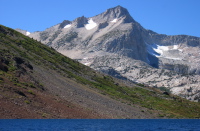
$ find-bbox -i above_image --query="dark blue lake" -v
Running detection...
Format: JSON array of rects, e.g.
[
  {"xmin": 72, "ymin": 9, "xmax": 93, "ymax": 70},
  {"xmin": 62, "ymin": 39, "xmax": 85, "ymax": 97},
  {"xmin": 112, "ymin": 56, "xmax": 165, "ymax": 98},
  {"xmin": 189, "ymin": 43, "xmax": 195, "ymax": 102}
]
[{"xmin": 0, "ymin": 119, "xmax": 200, "ymax": 131}]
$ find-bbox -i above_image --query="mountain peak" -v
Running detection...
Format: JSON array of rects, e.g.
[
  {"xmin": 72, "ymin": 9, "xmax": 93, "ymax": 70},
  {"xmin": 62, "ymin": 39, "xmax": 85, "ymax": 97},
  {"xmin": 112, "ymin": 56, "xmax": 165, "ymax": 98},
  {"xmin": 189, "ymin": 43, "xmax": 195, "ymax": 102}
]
[
  {"xmin": 59, "ymin": 20, "xmax": 71, "ymax": 29},
  {"xmin": 95, "ymin": 5, "xmax": 134, "ymax": 23},
  {"xmin": 106, "ymin": 5, "xmax": 129, "ymax": 17},
  {"xmin": 73, "ymin": 16, "xmax": 88, "ymax": 28}
]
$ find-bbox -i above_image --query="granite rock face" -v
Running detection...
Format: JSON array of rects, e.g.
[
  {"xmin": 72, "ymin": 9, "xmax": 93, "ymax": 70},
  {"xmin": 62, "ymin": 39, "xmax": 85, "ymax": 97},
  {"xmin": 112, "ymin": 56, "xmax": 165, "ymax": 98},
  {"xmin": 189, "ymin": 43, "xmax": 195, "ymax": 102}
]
[{"xmin": 17, "ymin": 6, "xmax": 200, "ymax": 101}]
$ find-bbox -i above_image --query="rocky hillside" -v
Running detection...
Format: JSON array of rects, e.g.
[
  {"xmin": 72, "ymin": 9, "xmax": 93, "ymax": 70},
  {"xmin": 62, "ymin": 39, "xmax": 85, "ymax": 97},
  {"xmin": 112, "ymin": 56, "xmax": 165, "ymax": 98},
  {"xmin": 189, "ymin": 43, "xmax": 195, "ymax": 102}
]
[
  {"xmin": 21, "ymin": 6, "xmax": 200, "ymax": 101},
  {"xmin": 3, "ymin": 24, "xmax": 200, "ymax": 118}
]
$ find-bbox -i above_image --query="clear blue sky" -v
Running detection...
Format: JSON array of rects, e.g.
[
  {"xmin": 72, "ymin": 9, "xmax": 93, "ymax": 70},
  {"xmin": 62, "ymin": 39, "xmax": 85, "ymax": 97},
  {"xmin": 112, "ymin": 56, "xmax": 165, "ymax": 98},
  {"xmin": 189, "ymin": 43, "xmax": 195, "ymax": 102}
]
[{"xmin": 1, "ymin": 0, "xmax": 200, "ymax": 37}]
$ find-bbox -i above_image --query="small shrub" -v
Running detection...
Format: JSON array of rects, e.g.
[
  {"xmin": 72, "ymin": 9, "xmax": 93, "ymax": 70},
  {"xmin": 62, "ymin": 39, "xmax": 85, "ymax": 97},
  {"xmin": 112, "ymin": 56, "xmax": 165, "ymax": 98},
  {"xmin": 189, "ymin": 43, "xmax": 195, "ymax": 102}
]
[
  {"xmin": 24, "ymin": 100, "xmax": 30, "ymax": 104},
  {"xmin": 29, "ymin": 83, "xmax": 36, "ymax": 88},
  {"xmin": 14, "ymin": 83, "xmax": 21, "ymax": 87},
  {"xmin": 28, "ymin": 90, "xmax": 35, "ymax": 95},
  {"xmin": 42, "ymin": 113, "xmax": 47, "ymax": 117},
  {"xmin": 8, "ymin": 65, "xmax": 17, "ymax": 71},
  {"xmin": 137, "ymin": 83, "xmax": 145, "ymax": 87},
  {"xmin": 158, "ymin": 114, "xmax": 165, "ymax": 117},
  {"xmin": 11, "ymin": 77, "xmax": 18, "ymax": 82},
  {"xmin": 22, "ymin": 86, "xmax": 27, "ymax": 89},
  {"xmin": 22, "ymin": 82, "xmax": 29, "ymax": 86},
  {"xmin": 0, "ymin": 77, "xmax": 4, "ymax": 83},
  {"xmin": 159, "ymin": 87, "xmax": 171, "ymax": 94},
  {"xmin": 39, "ymin": 83, "xmax": 44, "ymax": 87}
]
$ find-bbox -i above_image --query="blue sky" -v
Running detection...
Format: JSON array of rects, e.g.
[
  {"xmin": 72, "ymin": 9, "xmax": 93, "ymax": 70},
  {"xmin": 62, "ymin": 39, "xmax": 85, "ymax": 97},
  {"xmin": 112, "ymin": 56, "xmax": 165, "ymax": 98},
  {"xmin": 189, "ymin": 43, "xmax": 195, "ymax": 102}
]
[{"xmin": 1, "ymin": 0, "xmax": 200, "ymax": 37}]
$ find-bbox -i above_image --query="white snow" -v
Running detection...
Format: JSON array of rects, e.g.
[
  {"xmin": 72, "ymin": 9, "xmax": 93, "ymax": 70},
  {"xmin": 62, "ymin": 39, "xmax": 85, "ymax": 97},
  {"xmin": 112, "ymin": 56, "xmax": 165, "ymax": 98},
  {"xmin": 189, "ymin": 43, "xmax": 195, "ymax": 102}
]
[
  {"xmin": 147, "ymin": 44, "xmax": 159, "ymax": 57},
  {"xmin": 83, "ymin": 62, "xmax": 91, "ymax": 66},
  {"xmin": 26, "ymin": 31, "xmax": 31, "ymax": 36},
  {"xmin": 85, "ymin": 19, "xmax": 97, "ymax": 30},
  {"xmin": 164, "ymin": 57, "xmax": 182, "ymax": 60},
  {"xmin": 158, "ymin": 45, "xmax": 169, "ymax": 51},
  {"xmin": 179, "ymin": 49, "xmax": 183, "ymax": 52},
  {"xmin": 147, "ymin": 43, "xmax": 182, "ymax": 60},
  {"xmin": 173, "ymin": 45, "xmax": 178, "ymax": 49},
  {"xmin": 147, "ymin": 43, "xmax": 169, "ymax": 57},
  {"xmin": 116, "ymin": 67, "xmax": 123, "ymax": 71},
  {"xmin": 83, "ymin": 57, "xmax": 88, "ymax": 60},
  {"xmin": 110, "ymin": 18, "xmax": 118, "ymax": 23},
  {"xmin": 64, "ymin": 24, "xmax": 72, "ymax": 28},
  {"xmin": 153, "ymin": 45, "xmax": 169, "ymax": 55}
]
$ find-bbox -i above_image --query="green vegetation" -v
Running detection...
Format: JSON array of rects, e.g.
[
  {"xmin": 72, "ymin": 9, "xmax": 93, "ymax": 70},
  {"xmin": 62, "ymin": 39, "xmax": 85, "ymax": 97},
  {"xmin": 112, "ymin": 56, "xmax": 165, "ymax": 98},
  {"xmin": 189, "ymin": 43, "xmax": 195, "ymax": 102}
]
[
  {"xmin": 24, "ymin": 100, "xmax": 31, "ymax": 104},
  {"xmin": 42, "ymin": 113, "xmax": 47, "ymax": 117},
  {"xmin": 86, "ymin": 75, "xmax": 200, "ymax": 118},
  {"xmin": 159, "ymin": 87, "xmax": 171, "ymax": 94},
  {"xmin": 0, "ymin": 77, "xmax": 4, "ymax": 83},
  {"xmin": 28, "ymin": 90, "xmax": 35, "ymax": 95},
  {"xmin": 1, "ymin": 24, "xmax": 200, "ymax": 118}
]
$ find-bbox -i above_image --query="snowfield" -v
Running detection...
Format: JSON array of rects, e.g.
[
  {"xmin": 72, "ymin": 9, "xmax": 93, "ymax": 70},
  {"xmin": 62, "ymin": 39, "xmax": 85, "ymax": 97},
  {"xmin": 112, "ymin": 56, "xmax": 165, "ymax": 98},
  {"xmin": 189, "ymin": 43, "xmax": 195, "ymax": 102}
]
[
  {"xmin": 111, "ymin": 18, "xmax": 118, "ymax": 23},
  {"xmin": 26, "ymin": 31, "xmax": 31, "ymax": 36},
  {"xmin": 147, "ymin": 43, "xmax": 182, "ymax": 60},
  {"xmin": 85, "ymin": 19, "xmax": 97, "ymax": 30},
  {"xmin": 64, "ymin": 24, "xmax": 72, "ymax": 28}
]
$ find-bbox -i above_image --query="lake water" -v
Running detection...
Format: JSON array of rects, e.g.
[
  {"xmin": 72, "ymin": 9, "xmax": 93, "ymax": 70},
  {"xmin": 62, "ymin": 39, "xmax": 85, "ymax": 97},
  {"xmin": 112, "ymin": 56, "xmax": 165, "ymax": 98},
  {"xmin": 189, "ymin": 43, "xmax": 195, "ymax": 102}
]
[{"xmin": 0, "ymin": 119, "xmax": 200, "ymax": 131}]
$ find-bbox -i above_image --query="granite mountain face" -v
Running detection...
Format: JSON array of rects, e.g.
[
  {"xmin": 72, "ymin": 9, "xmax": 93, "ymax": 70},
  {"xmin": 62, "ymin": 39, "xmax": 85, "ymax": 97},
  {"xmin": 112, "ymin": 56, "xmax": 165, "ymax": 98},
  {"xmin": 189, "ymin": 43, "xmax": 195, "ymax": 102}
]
[{"xmin": 18, "ymin": 6, "xmax": 200, "ymax": 101}]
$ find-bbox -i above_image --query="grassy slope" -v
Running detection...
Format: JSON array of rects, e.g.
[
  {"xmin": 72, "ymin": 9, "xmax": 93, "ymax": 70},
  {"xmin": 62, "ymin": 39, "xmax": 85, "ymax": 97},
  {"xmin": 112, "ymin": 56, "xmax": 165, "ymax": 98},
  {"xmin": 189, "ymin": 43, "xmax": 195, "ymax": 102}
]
[{"xmin": 1, "ymin": 24, "xmax": 200, "ymax": 118}]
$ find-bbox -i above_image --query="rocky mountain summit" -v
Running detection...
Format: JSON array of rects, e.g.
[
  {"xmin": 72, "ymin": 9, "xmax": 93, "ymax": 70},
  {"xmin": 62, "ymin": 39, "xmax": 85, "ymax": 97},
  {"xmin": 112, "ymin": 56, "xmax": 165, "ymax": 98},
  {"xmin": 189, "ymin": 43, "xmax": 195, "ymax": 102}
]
[{"xmin": 17, "ymin": 6, "xmax": 200, "ymax": 101}]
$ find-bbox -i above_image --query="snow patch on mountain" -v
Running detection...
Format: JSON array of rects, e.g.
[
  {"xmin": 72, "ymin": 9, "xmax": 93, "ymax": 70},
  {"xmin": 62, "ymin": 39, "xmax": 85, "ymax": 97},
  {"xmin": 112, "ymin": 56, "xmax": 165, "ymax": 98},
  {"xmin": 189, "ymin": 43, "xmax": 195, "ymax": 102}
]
[
  {"xmin": 64, "ymin": 24, "xmax": 72, "ymax": 28},
  {"xmin": 26, "ymin": 31, "xmax": 31, "ymax": 36},
  {"xmin": 179, "ymin": 49, "xmax": 183, "ymax": 52},
  {"xmin": 147, "ymin": 43, "xmax": 182, "ymax": 60},
  {"xmin": 85, "ymin": 19, "xmax": 97, "ymax": 30},
  {"xmin": 173, "ymin": 45, "xmax": 178, "ymax": 49},
  {"xmin": 164, "ymin": 57, "xmax": 182, "ymax": 60},
  {"xmin": 153, "ymin": 45, "xmax": 169, "ymax": 56},
  {"xmin": 147, "ymin": 43, "xmax": 167, "ymax": 57},
  {"xmin": 83, "ymin": 62, "xmax": 91, "ymax": 66},
  {"xmin": 111, "ymin": 19, "xmax": 118, "ymax": 23}
]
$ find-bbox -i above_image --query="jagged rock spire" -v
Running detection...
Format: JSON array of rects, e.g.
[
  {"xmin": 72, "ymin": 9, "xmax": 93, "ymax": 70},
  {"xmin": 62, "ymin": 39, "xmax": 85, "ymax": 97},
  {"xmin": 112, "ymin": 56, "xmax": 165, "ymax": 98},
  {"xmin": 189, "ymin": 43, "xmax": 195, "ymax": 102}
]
[
  {"xmin": 73, "ymin": 16, "xmax": 88, "ymax": 28},
  {"xmin": 104, "ymin": 5, "xmax": 131, "ymax": 18},
  {"xmin": 93, "ymin": 5, "xmax": 135, "ymax": 23},
  {"xmin": 59, "ymin": 20, "xmax": 71, "ymax": 29}
]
